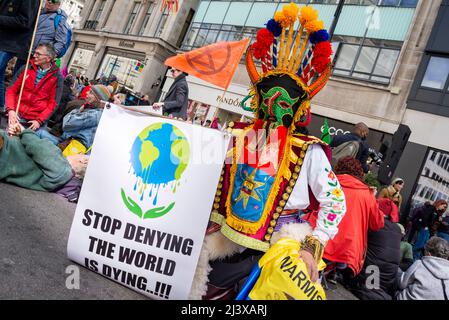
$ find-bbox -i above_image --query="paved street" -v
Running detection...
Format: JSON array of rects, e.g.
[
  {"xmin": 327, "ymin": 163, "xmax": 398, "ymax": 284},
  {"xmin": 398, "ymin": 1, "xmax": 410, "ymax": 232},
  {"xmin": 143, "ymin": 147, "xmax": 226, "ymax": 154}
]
[
  {"xmin": 0, "ymin": 181, "xmax": 357, "ymax": 300},
  {"xmin": 0, "ymin": 182, "xmax": 146, "ymax": 300}
]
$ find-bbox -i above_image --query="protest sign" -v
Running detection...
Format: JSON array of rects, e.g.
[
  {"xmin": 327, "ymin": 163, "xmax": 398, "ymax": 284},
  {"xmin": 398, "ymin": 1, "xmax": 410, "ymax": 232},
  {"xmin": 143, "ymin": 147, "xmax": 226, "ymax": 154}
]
[{"xmin": 67, "ymin": 104, "xmax": 230, "ymax": 299}]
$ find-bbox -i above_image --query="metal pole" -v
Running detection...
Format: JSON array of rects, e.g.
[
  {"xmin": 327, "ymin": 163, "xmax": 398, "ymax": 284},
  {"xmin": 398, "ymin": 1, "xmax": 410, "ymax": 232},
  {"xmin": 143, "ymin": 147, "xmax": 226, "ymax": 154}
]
[
  {"xmin": 329, "ymin": 0, "xmax": 346, "ymax": 41},
  {"xmin": 15, "ymin": 0, "xmax": 44, "ymax": 114}
]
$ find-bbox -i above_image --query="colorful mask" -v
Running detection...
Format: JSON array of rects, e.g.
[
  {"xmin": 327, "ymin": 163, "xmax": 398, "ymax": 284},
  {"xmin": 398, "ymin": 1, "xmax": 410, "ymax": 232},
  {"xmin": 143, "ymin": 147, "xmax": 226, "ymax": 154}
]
[{"xmin": 243, "ymin": 4, "xmax": 334, "ymax": 131}]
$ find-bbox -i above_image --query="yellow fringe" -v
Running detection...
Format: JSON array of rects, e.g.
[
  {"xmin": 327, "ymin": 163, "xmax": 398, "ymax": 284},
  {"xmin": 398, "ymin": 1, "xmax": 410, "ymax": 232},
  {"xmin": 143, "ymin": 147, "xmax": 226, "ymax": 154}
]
[
  {"xmin": 254, "ymin": 69, "xmax": 310, "ymax": 94},
  {"xmin": 283, "ymin": 24, "xmax": 295, "ymax": 69},
  {"xmin": 278, "ymin": 28, "xmax": 287, "ymax": 69},
  {"xmin": 293, "ymin": 34, "xmax": 310, "ymax": 72},
  {"xmin": 293, "ymin": 99, "xmax": 310, "ymax": 124},
  {"xmin": 288, "ymin": 25, "xmax": 304, "ymax": 72}
]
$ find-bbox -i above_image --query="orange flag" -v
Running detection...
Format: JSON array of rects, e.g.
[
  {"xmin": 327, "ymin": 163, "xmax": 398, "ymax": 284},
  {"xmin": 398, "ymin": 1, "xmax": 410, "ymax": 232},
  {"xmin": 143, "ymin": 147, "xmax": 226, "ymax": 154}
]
[{"xmin": 165, "ymin": 39, "xmax": 250, "ymax": 90}]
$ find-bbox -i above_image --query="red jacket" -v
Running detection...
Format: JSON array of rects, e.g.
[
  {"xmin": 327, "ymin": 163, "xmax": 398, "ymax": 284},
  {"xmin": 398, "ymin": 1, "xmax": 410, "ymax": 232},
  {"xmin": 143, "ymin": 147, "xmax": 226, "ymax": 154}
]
[
  {"xmin": 6, "ymin": 60, "xmax": 62, "ymax": 124},
  {"xmin": 306, "ymin": 174, "xmax": 384, "ymax": 275}
]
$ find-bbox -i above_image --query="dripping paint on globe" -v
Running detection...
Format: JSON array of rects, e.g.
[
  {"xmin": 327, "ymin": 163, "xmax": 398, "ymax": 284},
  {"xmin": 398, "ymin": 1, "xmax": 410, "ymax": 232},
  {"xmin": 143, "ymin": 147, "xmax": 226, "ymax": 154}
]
[{"xmin": 121, "ymin": 122, "xmax": 190, "ymax": 219}]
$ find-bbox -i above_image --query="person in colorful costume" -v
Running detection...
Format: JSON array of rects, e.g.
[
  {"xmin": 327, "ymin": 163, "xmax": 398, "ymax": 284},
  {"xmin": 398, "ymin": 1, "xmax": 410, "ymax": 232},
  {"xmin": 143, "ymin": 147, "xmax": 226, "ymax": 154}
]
[{"xmin": 189, "ymin": 4, "xmax": 347, "ymax": 300}]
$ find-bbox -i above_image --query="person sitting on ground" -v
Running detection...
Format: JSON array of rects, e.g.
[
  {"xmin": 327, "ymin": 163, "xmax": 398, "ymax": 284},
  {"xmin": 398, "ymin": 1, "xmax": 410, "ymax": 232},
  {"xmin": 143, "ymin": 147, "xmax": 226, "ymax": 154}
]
[
  {"xmin": 0, "ymin": 122, "xmax": 87, "ymax": 192},
  {"xmin": 378, "ymin": 177, "xmax": 404, "ymax": 210},
  {"xmin": 48, "ymin": 74, "xmax": 76, "ymax": 127},
  {"xmin": 6, "ymin": 43, "xmax": 63, "ymax": 131},
  {"xmin": 350, "ymin": 198, "xmax": 402, "ymax": 300},
  {"xmin": 397, "ymin": 223, "xmax": 414, "ymax": 272},
  {"xmin": 305, "ymin": 156, "xmax": 384, "ymax": 281},
  {"xmin": 396, "ymin": 236, "xmax": 449, "ymax": 300},
  {"xmin": 330, "ymin": 122, "xmax": 370, "ymax": 173},
  {"xmin": 37, "ymin": 84, "xmax": 113, "ymax": 150}
]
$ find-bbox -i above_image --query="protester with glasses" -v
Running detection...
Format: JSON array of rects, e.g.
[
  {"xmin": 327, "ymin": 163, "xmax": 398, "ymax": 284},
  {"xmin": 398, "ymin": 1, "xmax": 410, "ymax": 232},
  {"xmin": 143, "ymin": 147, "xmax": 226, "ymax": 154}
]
[
  {"xmin": 152, "ymin": 68, "xmax": 189, "ymax": 120},
  {"xmin": 5, "ymin": 43, "xmax": 63, "ymax": 132}
]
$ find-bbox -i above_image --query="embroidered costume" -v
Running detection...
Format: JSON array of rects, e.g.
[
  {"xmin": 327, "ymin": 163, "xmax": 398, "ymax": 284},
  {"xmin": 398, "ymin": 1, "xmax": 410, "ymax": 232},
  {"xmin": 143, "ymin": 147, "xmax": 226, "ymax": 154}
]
[{"xmin": 189, "ymin": 3, "xmax": 347, "ymax": 300}]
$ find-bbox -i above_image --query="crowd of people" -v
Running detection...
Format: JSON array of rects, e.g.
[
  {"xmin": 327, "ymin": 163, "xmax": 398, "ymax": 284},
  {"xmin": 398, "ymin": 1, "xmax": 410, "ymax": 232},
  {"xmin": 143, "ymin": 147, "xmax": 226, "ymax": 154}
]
[
  {"xmin": 0, "ymin": 0, "xmax": 448, "ymax": 302},
  {"xmin": 319, "ymin": 124, "xmax": 449, "ymax": 300}
]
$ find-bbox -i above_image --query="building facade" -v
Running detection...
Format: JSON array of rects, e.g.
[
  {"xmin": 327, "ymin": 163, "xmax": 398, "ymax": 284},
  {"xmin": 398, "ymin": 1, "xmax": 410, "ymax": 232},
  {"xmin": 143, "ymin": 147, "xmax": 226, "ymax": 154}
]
[
  {"xmin": 61, "ymin": 0, "xmax": 85, "ymax": 28},
  {"xmin": 164, "ymin": 0, "xmax": 448, "ymax": 215},
  {"xmin": 64, "ymin": 0, "xmax": 199, "ymax": 100},
  {"xmin": 404, "ymin": 0, "xmax": 449, "ymax": 212}
]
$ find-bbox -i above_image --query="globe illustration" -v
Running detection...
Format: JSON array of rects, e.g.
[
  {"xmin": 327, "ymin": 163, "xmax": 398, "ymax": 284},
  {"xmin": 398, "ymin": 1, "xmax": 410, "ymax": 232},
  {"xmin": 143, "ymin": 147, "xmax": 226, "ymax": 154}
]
[{"xmin": 129, "ymin": 122, "xmax": 190, "ymax": 205}]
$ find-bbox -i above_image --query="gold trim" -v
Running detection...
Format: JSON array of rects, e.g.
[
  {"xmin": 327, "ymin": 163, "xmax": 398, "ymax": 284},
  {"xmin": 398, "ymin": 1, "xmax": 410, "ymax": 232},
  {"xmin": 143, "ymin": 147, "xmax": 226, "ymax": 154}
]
[
  {"xmin": 225, "ymin": 127, "xmax": 294, "ymax": 235},
  {"xmin": 211, "ymin": 212, "xmax": 270, "ymax": 252}
]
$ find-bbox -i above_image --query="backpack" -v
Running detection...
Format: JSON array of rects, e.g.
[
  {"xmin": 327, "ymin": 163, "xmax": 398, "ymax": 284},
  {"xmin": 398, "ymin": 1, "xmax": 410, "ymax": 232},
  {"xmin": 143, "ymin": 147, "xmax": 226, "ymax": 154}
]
[
  {"xmin": 331, "ymin": 140, "xmax": 360, "ymax": 167},
  {"xmin": 54, "ymin": 11, "xmax": 72, "ymax": 58}
]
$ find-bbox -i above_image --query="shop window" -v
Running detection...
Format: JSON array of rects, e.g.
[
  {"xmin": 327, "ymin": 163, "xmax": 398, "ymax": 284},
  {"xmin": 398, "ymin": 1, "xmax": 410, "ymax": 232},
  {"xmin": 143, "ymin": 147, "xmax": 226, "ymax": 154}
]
[
  {"xmin": 421, "ymin": 56, "xmax": 449, "ymax": 91},
  {"xmin": 97, "ymin": 53, "xmax": 145, "ymax": 90},
  {"xmin": 68, "ymin": 47, "xmax": 94, "ymax": 76}
]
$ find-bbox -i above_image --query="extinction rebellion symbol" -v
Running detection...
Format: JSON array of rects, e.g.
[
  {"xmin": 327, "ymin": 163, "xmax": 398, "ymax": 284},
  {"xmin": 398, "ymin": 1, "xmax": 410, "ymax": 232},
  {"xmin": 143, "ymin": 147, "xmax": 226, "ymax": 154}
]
[{"xmin": 185, "ymin": 43, "xmax": 232, "ymax": 76}]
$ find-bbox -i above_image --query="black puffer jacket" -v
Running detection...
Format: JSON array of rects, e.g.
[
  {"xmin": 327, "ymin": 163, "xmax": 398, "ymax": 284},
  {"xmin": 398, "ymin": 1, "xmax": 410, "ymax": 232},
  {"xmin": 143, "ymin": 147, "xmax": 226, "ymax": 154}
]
[
  {"xmin": 351, "ymin": 220, "xmax": 402, "ymax": 300},
  {"xmin": 0, "ymin": 0, "xmax": 40, "ymax": 59}
]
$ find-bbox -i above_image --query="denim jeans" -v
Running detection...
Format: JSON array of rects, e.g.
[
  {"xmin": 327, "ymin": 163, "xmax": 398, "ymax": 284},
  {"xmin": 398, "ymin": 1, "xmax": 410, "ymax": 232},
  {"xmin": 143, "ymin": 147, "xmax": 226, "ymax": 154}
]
[
  {"xmin": 0, "ymin": 50, "xmax": 14, "ymax": 112},
  {"xmin": 35, "ymin": 127, "xmax": 64, "ymax": 145}
]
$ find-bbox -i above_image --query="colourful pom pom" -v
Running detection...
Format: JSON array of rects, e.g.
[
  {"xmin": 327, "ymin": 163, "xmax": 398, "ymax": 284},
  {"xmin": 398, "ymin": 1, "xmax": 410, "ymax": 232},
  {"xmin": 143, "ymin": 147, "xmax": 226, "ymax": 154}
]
[
  {"xmin": 310, "ymin": 30, "xmax": 330, "ymax": 44},
  {"xmin": 312, "ymin": 55, "xmax": 331, "ymax": 73},
  {"xmin": 274, "ymin": 10, "xmax": 290, "ymax": 28},
  {"xmin": 251, "ymin": 43, "xmax": 269, "ymax": 60},
  {"xmin": 282, "ymin": 2, "xmax": 299, "ymax": 25},
  {"xmin": 305, "ymin": 20, "xmax": 324, "ymax": 34},
  {"xmin": 256, "ymin": 28, "xmax": 274, "ymax": 48},
  {"xmin": 313, "ymin": 41, "xmax": 333, "ymax": 58},
  {"xmin": 300, "ymin": 6, "xmax": 318, "ymax": 26},
  {"xmin": 266, "ymin": 19, "xmax": 282, "ymax": 37},
  {"xmin": 274, "ymin": 11, "xmax": 285, "ymax": 23}
]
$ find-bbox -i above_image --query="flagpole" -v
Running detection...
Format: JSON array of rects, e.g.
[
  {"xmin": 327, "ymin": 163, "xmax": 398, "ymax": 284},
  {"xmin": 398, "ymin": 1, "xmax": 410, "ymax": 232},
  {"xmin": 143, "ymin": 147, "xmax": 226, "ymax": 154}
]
[
  {"xmin": 214, "ymin": 88, "xmax": 229, "ymax": 126},
  {"xmin": 15, "ymin": 0, "xmax": 44, "ymax": 114}
]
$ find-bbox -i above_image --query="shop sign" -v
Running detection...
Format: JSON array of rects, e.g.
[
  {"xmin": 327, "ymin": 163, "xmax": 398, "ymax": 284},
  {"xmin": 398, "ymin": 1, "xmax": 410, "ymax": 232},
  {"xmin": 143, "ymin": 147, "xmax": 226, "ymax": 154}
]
[
  {"xmin": 119, "ymin": 40, "xmax": 136, "ymax": 49},
  {"xmin": 216, "ymin": 95, "xmax": 241, "ymax": 108}
]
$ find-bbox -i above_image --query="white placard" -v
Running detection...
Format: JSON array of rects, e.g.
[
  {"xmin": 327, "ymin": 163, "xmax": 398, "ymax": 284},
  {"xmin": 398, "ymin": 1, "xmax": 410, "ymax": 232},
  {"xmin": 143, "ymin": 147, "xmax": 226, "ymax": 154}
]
[{"xmin": 67, "ymin": 104, "xmax": 230, "ymax": 300}]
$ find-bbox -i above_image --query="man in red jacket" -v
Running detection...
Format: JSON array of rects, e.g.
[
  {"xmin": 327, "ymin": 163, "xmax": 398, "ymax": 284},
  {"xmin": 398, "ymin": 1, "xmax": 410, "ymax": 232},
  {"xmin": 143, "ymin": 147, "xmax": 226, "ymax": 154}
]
[{"xmin": 6, "ymin": 43, "xmax": 63, "ymax": 131}]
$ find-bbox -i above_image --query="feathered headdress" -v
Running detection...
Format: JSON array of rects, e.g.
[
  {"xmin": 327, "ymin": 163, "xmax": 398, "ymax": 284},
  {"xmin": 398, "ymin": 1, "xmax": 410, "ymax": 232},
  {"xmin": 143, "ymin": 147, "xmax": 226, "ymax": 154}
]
[{"xmin": 244, "ymin": 3, "xmax": 333, "ymax": 126}]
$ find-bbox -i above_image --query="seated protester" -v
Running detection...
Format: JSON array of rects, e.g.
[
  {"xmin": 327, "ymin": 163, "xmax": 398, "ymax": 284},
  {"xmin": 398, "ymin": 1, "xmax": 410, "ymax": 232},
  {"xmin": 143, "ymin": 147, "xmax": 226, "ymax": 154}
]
[
  {"xmin": 48, "ymin": 74, "xmax": 76, "ymax": 127},
  {"xmin": 305, "ymin": 157, "xmax": 384, "ymax": 278},
  {"xmin": 6, "ymin": 43, "xmax": 63, "ymax": 131},
  {"xmin": 37, "ymin": 84, "xmax": 113, "ymax": 149},
  {"xmin": 397, "ymin": 223, "xmax": 414, "ymax": 272},
  {"xmin": 0, "ymin": 123, "xmax": 87, "ymax": 192},
  {"xmin": 350, "ymin": 198, "xmax": 402, "ymax": 300},
  {"xmin": 396, "ymin": 237, "xmax": 449, "ymax": 300}
]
